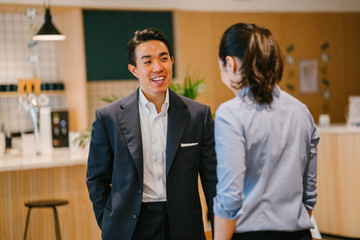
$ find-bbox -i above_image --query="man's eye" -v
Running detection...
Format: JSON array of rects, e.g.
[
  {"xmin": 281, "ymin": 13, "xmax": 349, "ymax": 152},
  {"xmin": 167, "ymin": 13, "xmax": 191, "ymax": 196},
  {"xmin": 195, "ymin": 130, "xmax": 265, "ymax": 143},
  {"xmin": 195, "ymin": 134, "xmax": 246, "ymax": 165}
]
[
  {"xmin": 161, "ymin": 57, "xmax": 169, "ymax": 61},
  {"xmin": 143, "ymin": 60, "xmax": 151, "ymax": 64}
]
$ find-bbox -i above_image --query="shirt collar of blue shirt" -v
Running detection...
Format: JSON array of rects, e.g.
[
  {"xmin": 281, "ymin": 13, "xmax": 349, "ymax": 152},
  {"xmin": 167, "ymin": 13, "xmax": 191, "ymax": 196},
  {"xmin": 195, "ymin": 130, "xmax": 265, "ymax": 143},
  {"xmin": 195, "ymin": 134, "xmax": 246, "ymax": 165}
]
[{"xmin": 237, "ymin": 84, "xmax": 281, "ymax": 99}]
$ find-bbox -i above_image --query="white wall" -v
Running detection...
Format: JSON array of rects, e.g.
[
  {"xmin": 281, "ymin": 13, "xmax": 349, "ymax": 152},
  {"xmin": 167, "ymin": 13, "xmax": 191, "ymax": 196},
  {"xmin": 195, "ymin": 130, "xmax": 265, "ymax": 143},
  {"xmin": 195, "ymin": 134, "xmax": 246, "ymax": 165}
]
[{"xmin": 0, "ymin": 0, "xmax": 360, "ymax": 12}]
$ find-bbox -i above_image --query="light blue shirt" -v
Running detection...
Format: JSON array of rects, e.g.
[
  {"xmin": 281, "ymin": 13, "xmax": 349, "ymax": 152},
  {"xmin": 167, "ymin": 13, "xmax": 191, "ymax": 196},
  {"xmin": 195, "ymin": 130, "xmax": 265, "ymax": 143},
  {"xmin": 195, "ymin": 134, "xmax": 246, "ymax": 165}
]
[{"xmin": 213, "ymin": 85, "xmax": 319, "ymax": 232}]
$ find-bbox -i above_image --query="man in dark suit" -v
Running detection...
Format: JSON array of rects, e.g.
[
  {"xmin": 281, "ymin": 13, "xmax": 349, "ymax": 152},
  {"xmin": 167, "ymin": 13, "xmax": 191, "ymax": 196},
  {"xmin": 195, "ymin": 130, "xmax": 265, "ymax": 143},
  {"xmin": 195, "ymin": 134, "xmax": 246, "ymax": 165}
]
[{"xmin": 86, "ymin": 27, "xmax": 217, "ymax": 240}]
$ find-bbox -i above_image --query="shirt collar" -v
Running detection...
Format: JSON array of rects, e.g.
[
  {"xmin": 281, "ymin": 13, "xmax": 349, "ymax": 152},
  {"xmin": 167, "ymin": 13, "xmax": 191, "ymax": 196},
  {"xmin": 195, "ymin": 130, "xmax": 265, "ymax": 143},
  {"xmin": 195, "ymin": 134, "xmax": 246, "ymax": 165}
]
[
  {"xmin": 139, "ymin": 88, "xmax": 169, "ymax": 116},
  {"xmin": 238, "ymin": 86, "xmax": 250, "ymax": 97},
  {"xmin": 237, "ymin": 84, "xmax": 280, "ymax": 98}
]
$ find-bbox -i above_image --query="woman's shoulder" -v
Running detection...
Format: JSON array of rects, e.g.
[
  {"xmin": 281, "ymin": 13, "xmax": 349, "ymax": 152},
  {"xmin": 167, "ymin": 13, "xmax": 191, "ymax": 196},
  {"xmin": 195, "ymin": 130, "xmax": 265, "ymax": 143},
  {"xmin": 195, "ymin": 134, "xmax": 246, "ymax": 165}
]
[
  {"xmin": 217, "ymin": 96, "xmax": 241, "ymax": 111},
  {"xmin": 215, "ymin": 96, "xmax": 248, "ymax": 122},
  {"xmin": 278, "ymin": 89, "xmax": 315, "ymax": 122},
  {"xmin": 278, "ymin": 89, "xmax": 308, "ymax": 109}
]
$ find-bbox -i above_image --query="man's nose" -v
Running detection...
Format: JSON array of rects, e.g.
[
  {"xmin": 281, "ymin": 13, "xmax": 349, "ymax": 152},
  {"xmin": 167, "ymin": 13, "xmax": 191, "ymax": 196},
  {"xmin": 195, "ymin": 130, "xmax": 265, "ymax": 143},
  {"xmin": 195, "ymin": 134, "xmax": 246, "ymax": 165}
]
[{"xmin": 153, "ymin": 61, "xmax": 164, "ymax": 72}]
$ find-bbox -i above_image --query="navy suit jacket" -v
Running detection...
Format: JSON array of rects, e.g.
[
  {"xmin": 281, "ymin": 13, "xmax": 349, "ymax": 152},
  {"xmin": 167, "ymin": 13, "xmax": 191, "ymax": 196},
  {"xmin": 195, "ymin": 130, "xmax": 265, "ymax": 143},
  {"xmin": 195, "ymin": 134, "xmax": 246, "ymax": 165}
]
[{"xmin": 86, "ymin": 89, "xmax": 217, "ymax": 240}]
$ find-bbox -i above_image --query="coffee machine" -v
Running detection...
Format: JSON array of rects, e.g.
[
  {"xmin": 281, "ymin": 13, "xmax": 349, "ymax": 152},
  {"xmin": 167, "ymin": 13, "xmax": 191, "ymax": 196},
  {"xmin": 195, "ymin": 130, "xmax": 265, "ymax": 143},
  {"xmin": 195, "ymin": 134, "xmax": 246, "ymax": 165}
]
[{"xmin": 50, "ymin": 110, "xmax": 69, "ymax": 148}]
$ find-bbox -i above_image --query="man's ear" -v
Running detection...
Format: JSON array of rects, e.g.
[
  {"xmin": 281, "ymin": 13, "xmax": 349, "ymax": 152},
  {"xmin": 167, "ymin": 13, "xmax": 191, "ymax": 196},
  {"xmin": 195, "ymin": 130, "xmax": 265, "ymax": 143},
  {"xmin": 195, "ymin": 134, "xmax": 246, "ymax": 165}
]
[{"xmin": 128, "ymin": 64, "xmax": 138, "ymax": 79}]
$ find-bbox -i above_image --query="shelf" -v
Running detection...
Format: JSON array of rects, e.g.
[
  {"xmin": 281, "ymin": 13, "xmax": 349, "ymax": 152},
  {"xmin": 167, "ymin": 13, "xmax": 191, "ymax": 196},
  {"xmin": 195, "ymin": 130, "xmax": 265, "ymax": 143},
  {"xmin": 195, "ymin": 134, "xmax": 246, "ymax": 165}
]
[{"xmin": 0, "ymin": 90, "xmax": 65, "ymax": 98}]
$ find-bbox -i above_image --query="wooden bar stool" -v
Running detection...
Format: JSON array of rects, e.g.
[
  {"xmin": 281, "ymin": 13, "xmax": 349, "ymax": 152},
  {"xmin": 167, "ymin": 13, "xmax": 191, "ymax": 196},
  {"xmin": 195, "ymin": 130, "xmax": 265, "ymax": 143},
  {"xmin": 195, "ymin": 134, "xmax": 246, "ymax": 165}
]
[{"xmin": 23, "ymin": 199, "xmax": 68, "ymax": 240}]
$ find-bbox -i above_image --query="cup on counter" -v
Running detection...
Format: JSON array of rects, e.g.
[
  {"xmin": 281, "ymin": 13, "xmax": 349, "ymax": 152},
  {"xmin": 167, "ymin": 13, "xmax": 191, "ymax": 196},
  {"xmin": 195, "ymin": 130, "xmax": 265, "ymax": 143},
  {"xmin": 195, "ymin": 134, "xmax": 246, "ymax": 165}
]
[
  {"xmin": 40, "ymin": 107, "xmax": 53, "ymax": 154},
  {"xmin": 54, "ymin": 82, "xmax": 64, "ymax": 90},
  {"xmin": 319, "ymin": 114, "xmax": 330, "ymax": 126},
  {"xmin": 40, "ymin": 82, "xmax": 65, "ymax": 91},
  {"xmin": 0, "ymin": 84, "xmax": 17, "ymax": 92},
  {"xmin": 41, "ymin": 83, "xmax": 47, "ymax": 91},
  {"xmin": 21, "ymin": 133, "xmax": 37, "ymax": 157}
]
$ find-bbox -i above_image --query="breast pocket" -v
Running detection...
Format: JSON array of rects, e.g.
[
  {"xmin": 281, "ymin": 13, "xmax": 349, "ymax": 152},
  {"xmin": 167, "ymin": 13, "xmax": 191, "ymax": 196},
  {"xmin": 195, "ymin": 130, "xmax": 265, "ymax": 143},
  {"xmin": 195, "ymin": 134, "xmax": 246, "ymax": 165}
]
[
  {"xmin": 174, "ymin": 142, "xmax": 201, "ymax": 170},
  {"xmin": 179, "ymin": 144, "xmax": 200, "ymax": 153}
]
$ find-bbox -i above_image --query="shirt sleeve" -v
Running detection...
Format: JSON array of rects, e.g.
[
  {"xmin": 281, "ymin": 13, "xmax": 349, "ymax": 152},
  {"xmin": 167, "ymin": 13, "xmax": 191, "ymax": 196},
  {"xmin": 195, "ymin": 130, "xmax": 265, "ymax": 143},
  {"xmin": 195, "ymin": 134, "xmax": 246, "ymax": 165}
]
[
  {"xmin": 302, "ymin": 123, "xmax": 320, "ymax": 210},
  {"xmin": 213, "ymin": 105, "xmax": 246, "ymax": 220}
]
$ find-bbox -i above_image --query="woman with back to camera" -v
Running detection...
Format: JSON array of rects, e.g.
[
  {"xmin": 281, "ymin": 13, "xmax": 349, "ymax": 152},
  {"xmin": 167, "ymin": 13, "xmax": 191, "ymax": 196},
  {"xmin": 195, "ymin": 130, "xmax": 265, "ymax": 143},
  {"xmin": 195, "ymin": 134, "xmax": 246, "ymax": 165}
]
[{"xmin": 213, "ymin": 23, "xmax": 319, "ymax": 240}]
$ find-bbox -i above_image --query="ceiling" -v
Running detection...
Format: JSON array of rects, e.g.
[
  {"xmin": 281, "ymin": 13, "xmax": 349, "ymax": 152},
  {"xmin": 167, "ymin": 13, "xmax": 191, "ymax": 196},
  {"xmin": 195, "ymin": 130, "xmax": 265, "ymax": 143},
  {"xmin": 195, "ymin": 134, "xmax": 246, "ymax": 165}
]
[{"xmin": 0, "ymin": 0, "xmax": 360, "ymax": 12}]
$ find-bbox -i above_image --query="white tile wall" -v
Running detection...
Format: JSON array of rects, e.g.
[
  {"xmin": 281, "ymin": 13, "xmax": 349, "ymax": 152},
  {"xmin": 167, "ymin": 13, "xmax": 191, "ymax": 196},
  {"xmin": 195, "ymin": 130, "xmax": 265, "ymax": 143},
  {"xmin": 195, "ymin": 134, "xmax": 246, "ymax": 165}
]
[
  {"xmin": 0, "ymin": 11, "xmax": 141, "ymax": 132},
  {"xmin": 87, "ymin": 80, "xmax": 139, "ymax": 124},
  {"xmin": 0, "ymin": 10, "xmax": 65, "ymax": 133}
]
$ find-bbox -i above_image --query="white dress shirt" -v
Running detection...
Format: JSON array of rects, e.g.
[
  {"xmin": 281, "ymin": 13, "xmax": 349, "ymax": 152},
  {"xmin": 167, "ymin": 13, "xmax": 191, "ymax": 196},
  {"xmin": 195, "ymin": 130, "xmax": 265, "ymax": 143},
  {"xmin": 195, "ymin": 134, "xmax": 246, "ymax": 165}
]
[{"xmin": 138, "ymin": 88, "xmax": 169, "ymax": 202}]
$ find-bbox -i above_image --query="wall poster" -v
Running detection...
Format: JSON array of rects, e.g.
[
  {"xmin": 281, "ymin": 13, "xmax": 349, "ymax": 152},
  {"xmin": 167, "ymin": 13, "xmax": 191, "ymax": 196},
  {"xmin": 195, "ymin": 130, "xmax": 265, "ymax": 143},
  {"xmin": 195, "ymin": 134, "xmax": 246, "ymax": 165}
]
[{"xmin": 299, "ymin": 59, "xmax": 318, "ymax": 94}]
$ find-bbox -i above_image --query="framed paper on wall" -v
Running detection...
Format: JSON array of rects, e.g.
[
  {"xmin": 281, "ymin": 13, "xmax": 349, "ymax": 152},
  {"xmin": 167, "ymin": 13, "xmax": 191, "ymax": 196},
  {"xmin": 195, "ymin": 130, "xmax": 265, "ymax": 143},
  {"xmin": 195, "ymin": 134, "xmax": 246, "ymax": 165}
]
[
  {"xmin": 299, "ymin": 59, "xmax": 318, "ymax": 94},
  {"xmin": 347, "ymin": 96, "xmax": 360, "ymax": 127}
]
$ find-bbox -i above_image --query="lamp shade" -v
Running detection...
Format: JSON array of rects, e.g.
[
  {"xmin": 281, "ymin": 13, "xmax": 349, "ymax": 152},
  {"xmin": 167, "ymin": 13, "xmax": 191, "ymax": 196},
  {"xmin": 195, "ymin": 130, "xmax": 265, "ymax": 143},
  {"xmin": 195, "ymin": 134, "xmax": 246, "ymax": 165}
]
[{"xmin": 32, "ymin": 8, "xmax": 66, "ymax": 41}]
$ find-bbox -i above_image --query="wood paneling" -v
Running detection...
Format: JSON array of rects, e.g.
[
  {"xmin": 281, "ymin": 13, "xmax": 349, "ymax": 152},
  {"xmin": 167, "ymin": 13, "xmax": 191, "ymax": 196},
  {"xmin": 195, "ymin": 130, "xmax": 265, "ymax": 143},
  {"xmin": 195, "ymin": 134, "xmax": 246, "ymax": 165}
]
[
  {"xmin": 344, "ymin": 14, "xmax": 360, "ymax": 97},
  {"xmin": 56, "ymin": 8, "xmax": 88, "ymax": 132},
  {"xmin": 176, "ymin": 12, "xmax": 360, "ymax": 123},
  {"xmin": 0, "ymin": 165, "xmax": 101, "ymax": 240},
  {"xmin": 315, "ymin": 131, "xmax": 360, "ymax": 237},
  {"xmin": 176, "ymin": 11, "xmax": 222, "ymax": 110}
]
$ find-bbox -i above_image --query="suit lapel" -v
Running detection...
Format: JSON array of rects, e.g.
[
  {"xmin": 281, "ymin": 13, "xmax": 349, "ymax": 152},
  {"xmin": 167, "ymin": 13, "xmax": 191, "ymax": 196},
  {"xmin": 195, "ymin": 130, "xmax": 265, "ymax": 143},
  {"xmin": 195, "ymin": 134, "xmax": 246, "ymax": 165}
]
[
  {"xmin": 116, "ymin": 90, "xmax": 143, "ymax": 181},
  {"xmin": 166, "ymin": 90, "xmax": 189, "ymax": 175}
]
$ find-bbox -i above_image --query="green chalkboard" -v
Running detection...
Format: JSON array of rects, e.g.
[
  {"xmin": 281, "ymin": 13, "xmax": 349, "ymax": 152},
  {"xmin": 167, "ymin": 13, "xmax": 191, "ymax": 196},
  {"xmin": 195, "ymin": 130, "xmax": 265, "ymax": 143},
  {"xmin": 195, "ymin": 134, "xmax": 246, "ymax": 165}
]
[{"xmin": 83, "ymin": 10, "xmax": 174, "ymax": 81}]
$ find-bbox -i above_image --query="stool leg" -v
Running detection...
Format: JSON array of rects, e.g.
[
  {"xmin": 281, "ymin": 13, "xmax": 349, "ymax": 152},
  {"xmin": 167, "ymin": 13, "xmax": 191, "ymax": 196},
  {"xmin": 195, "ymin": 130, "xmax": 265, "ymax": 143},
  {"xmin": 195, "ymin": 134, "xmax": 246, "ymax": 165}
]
[
  {"xmin": 52, "ymin": 206, "xmax": 62, "ymax": 240},
  {"xmin": 23, "ymin": 207, "xmax": 31, "ymax": 240}
]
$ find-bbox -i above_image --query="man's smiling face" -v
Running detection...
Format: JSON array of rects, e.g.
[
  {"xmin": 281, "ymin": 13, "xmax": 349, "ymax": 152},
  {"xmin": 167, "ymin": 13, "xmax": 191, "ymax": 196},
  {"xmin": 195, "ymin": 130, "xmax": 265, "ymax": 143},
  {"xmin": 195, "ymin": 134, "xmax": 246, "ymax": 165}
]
[{"xmin": 128, "ymin": 40, "xmax": 174, "ymax": 101}]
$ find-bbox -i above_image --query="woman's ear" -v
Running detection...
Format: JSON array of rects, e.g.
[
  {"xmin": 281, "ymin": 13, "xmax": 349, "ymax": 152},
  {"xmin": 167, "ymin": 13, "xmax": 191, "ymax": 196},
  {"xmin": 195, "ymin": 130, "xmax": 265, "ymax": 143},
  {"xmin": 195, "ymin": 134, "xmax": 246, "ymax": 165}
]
[
  {"xmin": 225, "ymin": 56, "xmax": 237, "ymax": 74},
  {"xmin": 227, "ymin": 56, "xmax": 242, "ymax": 75}
]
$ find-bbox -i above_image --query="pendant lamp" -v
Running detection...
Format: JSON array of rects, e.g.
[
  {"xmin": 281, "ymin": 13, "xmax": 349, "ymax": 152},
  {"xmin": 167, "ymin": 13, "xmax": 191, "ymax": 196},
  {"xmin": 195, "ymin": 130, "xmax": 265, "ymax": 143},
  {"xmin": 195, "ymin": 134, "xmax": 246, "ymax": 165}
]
[{"xmin": 33, "ymin": 6, "xmax": 66, "ymax": 41}]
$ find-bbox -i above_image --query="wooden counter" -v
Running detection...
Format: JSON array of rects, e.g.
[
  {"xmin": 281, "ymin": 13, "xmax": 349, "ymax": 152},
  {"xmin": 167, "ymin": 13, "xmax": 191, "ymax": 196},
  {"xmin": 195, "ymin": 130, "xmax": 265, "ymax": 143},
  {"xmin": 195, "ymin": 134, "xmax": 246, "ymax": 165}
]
[
  {"xmin": 5, "ymin": 124, "xmax": 357, "ymax": 239},
  {"xmin": 0, "ymin": 148, "xmax": 211, "ymax": 239},
  {"xmin": 314, "ymin": 125, "xmax": 360, "ymax": 238},
  {"xmin": 0, "ymin": 149, "xmax": 87, "ymax": 172},
  {"xmin": 0, "ymin": 149, "xmax": 101, "ymax": 240}
]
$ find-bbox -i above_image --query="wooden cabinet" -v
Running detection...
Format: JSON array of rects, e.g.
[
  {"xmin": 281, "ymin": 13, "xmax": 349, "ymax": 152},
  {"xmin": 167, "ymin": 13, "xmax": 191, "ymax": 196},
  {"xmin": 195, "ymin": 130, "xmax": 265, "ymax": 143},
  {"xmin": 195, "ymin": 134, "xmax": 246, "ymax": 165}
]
[
  {"xmin": 0, "ymin": 151, "xmax": 100, "ymax": 240},
  {"xmin": 315, "ymin": 125, "xmax": 360, "ymax": 238}
]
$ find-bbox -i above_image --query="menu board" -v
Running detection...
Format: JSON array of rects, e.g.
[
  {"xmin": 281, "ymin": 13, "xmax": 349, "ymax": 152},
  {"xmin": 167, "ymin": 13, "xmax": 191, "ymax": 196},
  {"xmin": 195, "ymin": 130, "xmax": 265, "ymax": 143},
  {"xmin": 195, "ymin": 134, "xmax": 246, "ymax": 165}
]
[{"xmin": 83, "ymin": 10, "xmax": 174, "ymax": 81}]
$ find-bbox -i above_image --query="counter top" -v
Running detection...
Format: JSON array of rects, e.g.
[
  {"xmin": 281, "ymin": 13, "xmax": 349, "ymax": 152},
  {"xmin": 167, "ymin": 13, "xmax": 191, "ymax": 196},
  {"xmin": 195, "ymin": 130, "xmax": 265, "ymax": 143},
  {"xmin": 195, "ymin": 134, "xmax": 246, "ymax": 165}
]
[
  {"xmin": 1, "ymin": 124, "xmax": 359, "ymax": 172},
  {"xmin": 0, "ymin": 148, "xmax": 88, "ymax": 172},
  {"xmin": 317, "ymin": 124, "xmax": 360, "ymax": 134}
]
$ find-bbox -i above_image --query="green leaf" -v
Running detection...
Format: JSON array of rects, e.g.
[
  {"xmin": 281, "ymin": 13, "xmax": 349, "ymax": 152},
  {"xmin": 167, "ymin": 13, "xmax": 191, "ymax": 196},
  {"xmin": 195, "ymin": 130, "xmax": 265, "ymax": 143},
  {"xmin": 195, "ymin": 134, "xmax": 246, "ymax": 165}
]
[
  {"xmin": 320, "ymin": 67, "xmax": 328, "ymax": 75},
  {"xmin": 101, "ymin": 94, "xmax": 119, "ymax": 103},
  {"xmin": 73, "ymin": 127, "xmax": 92, "ymax": 149},
  {"xmin": 322, "ymin": 78, "xmax": 330, "ymax": 86},
  {"xmin": 321, "ymin": 42, "xmax": 329, "ymax": 51},
  {"xmin": 169, "ymin": 73, "xmax": 205, "ymax": 100},
  {"xmin": 286, "ymin": 83, "xmax": 295, "ymax": 92},
  {"xmin": 286, "ymin": 44, "xmax": 295, "ymax": 53}
]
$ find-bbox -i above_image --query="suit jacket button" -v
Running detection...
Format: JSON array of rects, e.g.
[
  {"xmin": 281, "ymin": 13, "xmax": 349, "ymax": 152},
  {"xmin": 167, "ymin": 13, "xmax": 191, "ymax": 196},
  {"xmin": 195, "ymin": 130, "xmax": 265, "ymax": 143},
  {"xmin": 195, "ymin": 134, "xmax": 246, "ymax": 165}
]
[
  {"xmin": 138, "ymin": 189, "xmax": 142, "ymax": 194},
  {"xmin": 132, "ymin": 214, "xmax": 137, "ymax": 219}
]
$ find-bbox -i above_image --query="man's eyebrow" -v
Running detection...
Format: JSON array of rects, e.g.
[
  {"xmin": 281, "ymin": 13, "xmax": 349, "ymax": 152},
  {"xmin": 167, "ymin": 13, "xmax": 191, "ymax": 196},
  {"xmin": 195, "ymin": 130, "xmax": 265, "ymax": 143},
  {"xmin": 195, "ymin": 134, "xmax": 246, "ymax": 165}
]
[
  {"xmin": 159, "ymin": 52, "xmax": 169, "ymax": 56},
  {"xmin": 140, "ymin": 52, "xmax": 169, "ymax": 60},
  {"xmin": 140, "ymin": 55, "xmax": 151, "ymax": 60}
]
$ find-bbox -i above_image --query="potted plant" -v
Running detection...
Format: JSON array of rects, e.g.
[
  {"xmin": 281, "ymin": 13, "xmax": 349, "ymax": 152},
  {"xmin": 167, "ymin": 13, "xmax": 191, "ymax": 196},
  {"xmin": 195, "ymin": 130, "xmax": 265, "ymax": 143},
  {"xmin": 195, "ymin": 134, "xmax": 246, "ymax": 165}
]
[{"xmin": 74, "ymin": 72, "xmax": 205, "ymax": 148}]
